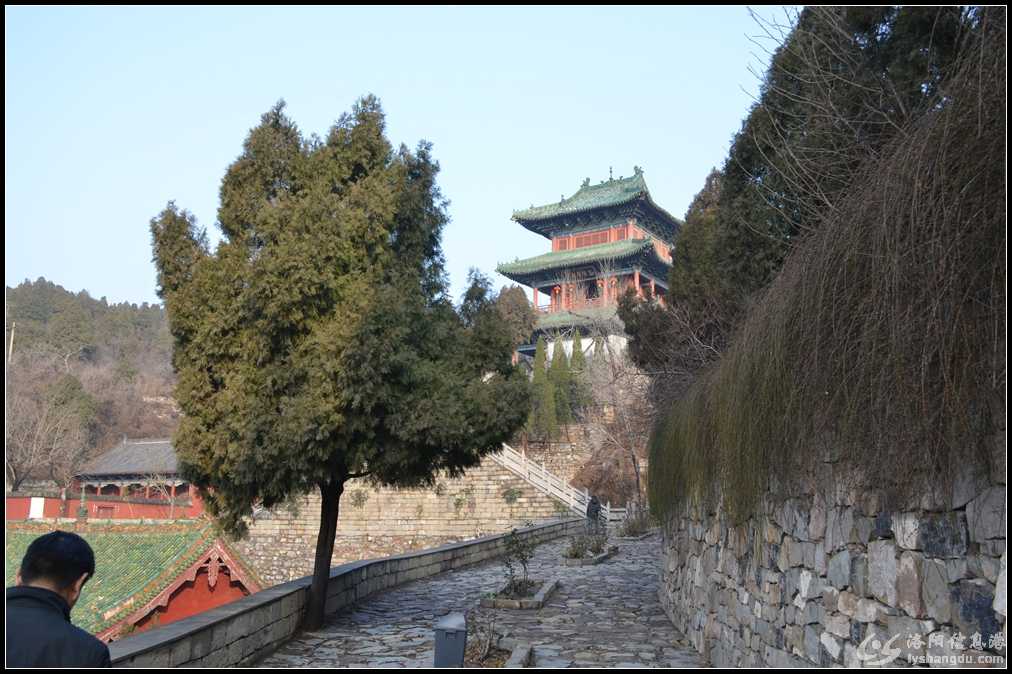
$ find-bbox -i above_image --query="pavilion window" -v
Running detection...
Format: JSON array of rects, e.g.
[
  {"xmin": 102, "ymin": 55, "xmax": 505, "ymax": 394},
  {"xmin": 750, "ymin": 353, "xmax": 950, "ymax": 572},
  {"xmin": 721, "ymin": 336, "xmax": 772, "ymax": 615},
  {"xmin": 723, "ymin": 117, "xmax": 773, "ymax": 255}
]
[{"xmin": 573, "ymin": 230, "xmax": 609, "ymax": 249}]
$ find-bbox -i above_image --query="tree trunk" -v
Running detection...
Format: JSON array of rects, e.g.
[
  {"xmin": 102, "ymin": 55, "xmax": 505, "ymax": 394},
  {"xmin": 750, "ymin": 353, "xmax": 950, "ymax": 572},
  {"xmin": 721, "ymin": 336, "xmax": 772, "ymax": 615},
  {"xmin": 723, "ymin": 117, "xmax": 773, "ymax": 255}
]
[{"xmin": 305, "ymin": 479, "xmax": 345, "ymax": 630}]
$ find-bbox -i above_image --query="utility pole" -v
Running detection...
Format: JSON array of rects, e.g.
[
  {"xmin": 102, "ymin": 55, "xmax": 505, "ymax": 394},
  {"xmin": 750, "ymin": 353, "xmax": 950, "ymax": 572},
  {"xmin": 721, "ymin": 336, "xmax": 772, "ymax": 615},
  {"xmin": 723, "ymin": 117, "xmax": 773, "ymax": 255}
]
[{"xmin": 7, "ymin": 320, "xmax": 14, "ymax": 362}]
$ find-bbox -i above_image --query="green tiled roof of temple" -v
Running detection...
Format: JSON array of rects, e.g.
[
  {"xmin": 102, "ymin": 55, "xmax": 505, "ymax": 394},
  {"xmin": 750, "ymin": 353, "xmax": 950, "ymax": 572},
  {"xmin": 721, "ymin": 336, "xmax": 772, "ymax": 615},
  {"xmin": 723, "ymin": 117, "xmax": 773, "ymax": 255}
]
[
  {"xmin": 4, "ymin": 521, "xmax": 214, "ymax": 635},
  {"xmin": 511, "ymin": 168, "xmax": 682, "ymax": 241},
  {"xmin": 513, "ymin": 172, "xmax": 650, "ymax": 222},
  {"xmin": 497, "ymin": 239, "xmax": 653, "ymax": 277}
]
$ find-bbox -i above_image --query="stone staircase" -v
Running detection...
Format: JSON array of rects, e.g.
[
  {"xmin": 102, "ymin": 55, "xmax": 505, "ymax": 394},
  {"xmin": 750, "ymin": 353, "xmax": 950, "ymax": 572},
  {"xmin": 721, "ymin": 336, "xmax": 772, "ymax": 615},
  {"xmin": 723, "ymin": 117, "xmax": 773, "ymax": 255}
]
[{"xmin": 490, "ymin": 443, "xmax": 627, "ymax": 522}]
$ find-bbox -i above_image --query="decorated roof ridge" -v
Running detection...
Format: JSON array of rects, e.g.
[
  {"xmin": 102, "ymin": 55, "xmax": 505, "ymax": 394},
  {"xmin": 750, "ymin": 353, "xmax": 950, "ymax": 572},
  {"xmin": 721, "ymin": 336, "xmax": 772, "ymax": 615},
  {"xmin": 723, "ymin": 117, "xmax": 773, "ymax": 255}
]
[
  {"xmin": 216, "ymin": 537, "xmax": 265, "ymax": 591},
  {"xmin": 496, "ymin": 238, "xmax": 658, "ymax": 277},
  {"xmin": 512, "ymin": 169, "xmax": 650, "ymax": 222}
]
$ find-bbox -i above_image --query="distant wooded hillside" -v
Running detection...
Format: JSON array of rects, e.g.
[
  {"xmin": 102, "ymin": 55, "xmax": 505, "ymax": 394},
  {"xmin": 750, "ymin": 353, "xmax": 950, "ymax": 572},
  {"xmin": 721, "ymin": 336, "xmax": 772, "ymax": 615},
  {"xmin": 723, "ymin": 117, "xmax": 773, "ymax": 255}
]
[
  {"xmin": 5, "ymin": 279, "xmax": 178, "ymax": 488},
  {"xmin": 6, "ymin": 278, "xmax": 172, "ymax": 373}
]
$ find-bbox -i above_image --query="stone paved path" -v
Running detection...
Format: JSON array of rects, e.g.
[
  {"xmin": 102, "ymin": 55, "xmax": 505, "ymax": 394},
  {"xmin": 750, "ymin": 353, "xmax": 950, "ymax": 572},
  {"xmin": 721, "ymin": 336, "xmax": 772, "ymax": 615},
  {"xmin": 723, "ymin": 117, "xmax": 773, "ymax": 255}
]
[{"xmin": 260, "ymin": 533, "xmax": 700, "ymax": 668}]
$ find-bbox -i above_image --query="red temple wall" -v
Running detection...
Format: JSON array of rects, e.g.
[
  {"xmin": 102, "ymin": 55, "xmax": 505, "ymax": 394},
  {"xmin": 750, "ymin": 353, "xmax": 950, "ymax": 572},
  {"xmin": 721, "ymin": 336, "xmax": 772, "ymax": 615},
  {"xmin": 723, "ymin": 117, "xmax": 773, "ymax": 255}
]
[
  {"xmin": 131, "ymin": 568, "xmax": 249, "ymax": 633},
  {"xmin": 6, "ymin": 497, "xmax": 31, "ymax": 519},
  {"xmin": 5, "ymin": 494, "xmax": 205, "ymax": 520}
]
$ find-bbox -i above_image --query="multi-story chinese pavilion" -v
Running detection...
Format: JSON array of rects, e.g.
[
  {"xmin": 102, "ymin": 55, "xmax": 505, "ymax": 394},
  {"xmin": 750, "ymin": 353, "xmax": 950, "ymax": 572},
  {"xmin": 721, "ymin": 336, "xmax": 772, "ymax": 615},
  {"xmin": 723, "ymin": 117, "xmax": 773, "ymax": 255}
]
[{"xmin": 497, "ymin": 167, "xmax": 680, "ymax": 352}]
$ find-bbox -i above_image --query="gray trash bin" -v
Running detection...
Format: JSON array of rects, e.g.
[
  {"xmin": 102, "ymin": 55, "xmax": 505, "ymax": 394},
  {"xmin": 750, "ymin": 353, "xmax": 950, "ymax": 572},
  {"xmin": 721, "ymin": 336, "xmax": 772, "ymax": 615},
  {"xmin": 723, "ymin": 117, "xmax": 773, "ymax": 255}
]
[{"xmin": 433, "ymin": 612, "xmax": 467, "ymax": 667}]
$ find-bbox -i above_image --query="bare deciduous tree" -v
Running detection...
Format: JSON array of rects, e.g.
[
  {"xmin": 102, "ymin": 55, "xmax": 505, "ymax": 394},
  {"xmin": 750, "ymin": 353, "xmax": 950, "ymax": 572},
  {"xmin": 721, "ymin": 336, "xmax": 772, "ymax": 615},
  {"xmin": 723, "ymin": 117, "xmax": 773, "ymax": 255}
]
[{"xmin": 6, "ymin": 351, "xmax": 89, "ymax": 491}]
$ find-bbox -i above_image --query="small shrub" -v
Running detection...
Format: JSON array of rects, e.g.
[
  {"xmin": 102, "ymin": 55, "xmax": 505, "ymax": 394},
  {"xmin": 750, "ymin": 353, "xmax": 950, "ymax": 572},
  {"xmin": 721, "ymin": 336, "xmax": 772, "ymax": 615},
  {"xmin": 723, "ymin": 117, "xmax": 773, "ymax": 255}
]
[
  {"xmin": 564, "ymin": 535, "xmax": 589, "ymax": 559},
  {"xmin": 501, "ymin": 486, "xmax": 522, "ymax": 505},
  {"xmin": 619, "ymin": 509, "xmax": 653, "ymax": 537},
  {"xmin": 587, "ymin": 529, "xmax": 608, "ymax": 555},
  {"xmin": 349, "ymin": 490, "xmax": 369, "ymax": 509},
  {"xmin": 500, "ymin": 528, "xmax": 536, "ymax": 596}
]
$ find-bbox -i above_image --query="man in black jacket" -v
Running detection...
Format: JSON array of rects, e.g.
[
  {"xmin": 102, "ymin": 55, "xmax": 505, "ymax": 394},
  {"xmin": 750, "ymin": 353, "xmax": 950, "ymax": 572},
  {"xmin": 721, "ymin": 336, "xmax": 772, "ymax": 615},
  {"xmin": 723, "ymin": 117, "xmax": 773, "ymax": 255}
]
[
  {"xmin": 6, "ymin": 530, "xmax": 111, "ymax": 667},
  {"xmin": 586, "ymin": 494, "xmax": 602, "ymax": 534}
]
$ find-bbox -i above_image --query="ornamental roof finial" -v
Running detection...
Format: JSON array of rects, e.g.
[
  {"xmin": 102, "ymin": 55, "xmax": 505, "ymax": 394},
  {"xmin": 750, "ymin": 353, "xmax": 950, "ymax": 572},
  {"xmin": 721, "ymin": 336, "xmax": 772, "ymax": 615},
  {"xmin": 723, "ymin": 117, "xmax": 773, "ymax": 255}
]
[
  {"xmin": 609, "ymin": 166, "xmax": 613, "ymax": 181},
  {"xmin": 634, "ymin": 165, "xmax": 643, "ymax": 175},
  {"xmin": 581, "ymin": 177, "xmax": 590, "ymax": 188}
]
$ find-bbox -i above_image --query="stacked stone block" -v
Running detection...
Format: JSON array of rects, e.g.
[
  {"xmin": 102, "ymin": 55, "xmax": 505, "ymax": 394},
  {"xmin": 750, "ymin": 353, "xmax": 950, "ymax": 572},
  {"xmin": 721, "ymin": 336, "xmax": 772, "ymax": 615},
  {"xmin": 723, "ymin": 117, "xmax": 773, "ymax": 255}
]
[{"xmin": 659, "ymin": 458, "xmax": 1006, "ymax": 667}]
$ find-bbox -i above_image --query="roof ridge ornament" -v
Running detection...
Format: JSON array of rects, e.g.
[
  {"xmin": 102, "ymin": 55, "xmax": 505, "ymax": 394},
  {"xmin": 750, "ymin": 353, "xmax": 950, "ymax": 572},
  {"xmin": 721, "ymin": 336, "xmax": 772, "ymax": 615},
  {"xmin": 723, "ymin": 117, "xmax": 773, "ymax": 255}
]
[
  {"xmin": 634, "ymin": 165, "xmax": 643, "ymax": 175},
  {"xmin": 609, "ymin": 166, "xmax": 613, "ymax": 181},
  {"xmin": 581, "ymin": 177, "xmax": 590, "ymax": 188}
]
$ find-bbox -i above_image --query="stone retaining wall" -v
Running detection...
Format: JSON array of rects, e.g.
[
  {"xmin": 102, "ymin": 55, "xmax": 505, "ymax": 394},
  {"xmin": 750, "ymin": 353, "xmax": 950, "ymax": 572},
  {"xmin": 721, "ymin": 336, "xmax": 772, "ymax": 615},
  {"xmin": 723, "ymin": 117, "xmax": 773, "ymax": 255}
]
[
  {"xmin": 109, "ymin": 518, "xmax": 585, "ymax": 668},
  {"xmin": 659, "ymin": 456, "xmax": 1007, "ymax": 667},
  {"xmin": 521, "ymin": 423, "xmax": 599, "ymax": 483},
  {"xmin": 237, "ymin": 457, "xmax": 570, "ymax": 586}
]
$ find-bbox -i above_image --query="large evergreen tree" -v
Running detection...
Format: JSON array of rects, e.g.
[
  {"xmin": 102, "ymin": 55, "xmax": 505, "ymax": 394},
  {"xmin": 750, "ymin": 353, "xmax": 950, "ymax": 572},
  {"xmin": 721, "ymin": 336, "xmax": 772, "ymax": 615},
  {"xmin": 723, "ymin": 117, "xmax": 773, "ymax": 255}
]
[
  {"xmin": 151, "ymin": 97, "xmax": 529, "ymax": 628},
  {"xmin": 549, "ymin": 337, "xmax": 572, "ymax": 426},
  {"xmin": 622, "ymin": 7, "xmax": 976, "ymax": 400},
  {"xmin": 715, "ymin": 6, "xmax": 972, "ymax": 296},
  {"xmin": 528, "ymin": 335, "xmax": 556, "ymax": 440},
  {"xmin": 568, "ymin": 331, "xmax": 590, "ymax": 413}
]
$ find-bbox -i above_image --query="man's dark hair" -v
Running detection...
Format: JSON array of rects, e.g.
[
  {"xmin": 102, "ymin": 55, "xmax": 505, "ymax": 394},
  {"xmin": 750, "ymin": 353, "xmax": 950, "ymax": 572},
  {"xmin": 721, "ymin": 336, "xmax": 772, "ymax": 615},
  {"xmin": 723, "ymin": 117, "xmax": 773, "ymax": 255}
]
[{"xmin": 19, "ymin": 531, "xmax": 96, "ymax": 589}]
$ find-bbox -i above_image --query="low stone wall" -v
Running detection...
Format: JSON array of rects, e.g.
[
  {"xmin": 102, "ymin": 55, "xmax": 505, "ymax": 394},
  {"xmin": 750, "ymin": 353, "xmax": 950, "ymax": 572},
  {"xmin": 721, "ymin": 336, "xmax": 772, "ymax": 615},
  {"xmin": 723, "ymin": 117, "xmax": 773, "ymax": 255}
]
[
  {"xmin": 109, "ymin": 518, "xmax": 584, "ymax": 668},
  {"xmin": 659, "ymin": 461, "xmax": 1007, "ymax": 667},
  {"xmin": 238, "ymin": 457, "xmax": 570, "ymax": 586}
]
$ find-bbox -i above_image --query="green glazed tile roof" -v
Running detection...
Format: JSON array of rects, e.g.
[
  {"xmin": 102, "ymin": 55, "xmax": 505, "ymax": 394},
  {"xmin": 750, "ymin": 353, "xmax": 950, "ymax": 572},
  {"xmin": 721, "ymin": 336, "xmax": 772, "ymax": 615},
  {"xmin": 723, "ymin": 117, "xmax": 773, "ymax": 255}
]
[
  {"xmin": 5, "ymin": 521, "xmax": 214, "ymax": 636},
  {"xmin": 513, "ymin": 172, "xmax": 651, "ymax": 222},
  {"xmin": 497, "ymin": 239, "xmax": 654, "ymax": 278}
]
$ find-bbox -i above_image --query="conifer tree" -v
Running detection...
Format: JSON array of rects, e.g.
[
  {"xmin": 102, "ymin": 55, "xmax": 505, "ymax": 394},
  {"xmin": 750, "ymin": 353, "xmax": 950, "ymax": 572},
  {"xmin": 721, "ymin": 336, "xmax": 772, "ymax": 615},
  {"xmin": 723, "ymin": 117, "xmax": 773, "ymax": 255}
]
[
  {"xmin": 570, "ymin": 331, "xmax": 587, "ymax": 374},
  {"xmin": 568, "ymin": 331, "xmax": 590, "ymax": 413},
  {"xmin": 550, "ymin": 336, "xmax": 572, "ymax": 426},
  {"xmin": 151, "ymin": 97, "xmax": 529, "ymax": 629},
  {"xmin": 529, "ymin": 335, "xmax": 556, "ymax": 440}
]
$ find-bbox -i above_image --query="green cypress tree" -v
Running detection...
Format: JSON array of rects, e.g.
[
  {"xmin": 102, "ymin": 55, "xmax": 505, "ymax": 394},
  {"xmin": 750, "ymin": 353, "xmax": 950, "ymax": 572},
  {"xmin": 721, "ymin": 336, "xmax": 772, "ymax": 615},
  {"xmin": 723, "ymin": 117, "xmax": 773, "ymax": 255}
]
[
  {"xmin": 530, "ymin": 335, "xmax": 556, "ymax": 440},
  {"xmin": 151, "ymin": 97, "xmax": 530, "ymax": 629},
  {"xmin": 550, "ymin": 337, "xmax": 572, "ymax": 426},
  {"xmin": 570, "ymin": 331, "xmax": 587, "ymax": 374},
  {"xmin": 569, "ymin": 331, "xmax": 590, "ymax": 413}
]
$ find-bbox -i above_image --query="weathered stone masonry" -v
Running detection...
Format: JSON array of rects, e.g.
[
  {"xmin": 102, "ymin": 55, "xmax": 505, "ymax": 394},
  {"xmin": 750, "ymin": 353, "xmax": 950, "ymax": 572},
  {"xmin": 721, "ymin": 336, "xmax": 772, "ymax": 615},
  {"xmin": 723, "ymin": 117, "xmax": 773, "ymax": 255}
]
[
  {"xmin": 659, "ymin": 454, "xmax": 1006, "ymax": 667},
  {"xmin": 237, "ymin": 456, "xmax": 569, "ymax": 586}
]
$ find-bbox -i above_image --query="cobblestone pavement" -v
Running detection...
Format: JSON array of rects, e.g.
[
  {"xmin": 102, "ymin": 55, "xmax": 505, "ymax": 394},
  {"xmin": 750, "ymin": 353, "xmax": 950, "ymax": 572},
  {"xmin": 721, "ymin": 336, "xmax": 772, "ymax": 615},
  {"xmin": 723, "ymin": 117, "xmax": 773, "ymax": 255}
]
[{"xmin": 260, "ymin": 532, "xmax": 701, "ymax": 667}]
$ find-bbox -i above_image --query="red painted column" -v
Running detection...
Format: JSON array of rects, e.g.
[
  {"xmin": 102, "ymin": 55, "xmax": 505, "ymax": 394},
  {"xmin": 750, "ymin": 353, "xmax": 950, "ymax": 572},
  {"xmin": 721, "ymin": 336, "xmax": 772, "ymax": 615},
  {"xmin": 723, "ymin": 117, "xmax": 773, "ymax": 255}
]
[
  {"xmin": 650, "ymin": 278, "xmax": 656, "ymax": 297},
  {"xmin": 634, "ymin": 269, "xmax": 642, "ymax": 297},
  {"xmin": 532, "ymin": 286, "xmax": 538, "ymax": 308}
]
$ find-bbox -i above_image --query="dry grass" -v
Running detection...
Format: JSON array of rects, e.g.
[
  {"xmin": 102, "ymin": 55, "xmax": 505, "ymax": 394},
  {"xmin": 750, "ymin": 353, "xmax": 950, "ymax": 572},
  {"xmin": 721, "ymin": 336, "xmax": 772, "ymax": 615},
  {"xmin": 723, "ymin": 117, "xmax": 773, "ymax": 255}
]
[{"xmin": 650, "ymin": 9, "xmax": 1006, "ymax": 524}]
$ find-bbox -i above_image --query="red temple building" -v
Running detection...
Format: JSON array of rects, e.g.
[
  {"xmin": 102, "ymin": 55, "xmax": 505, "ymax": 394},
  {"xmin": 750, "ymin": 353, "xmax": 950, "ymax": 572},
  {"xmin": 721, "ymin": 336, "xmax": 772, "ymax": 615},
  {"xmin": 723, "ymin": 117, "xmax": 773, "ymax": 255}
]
[
  {"xmin": 6, "ymin": 438, "xmax": 205, "ymax": 521},
  {"xmin": 5, "ymin": 520, "xmax": 261, "ymax": 643},
  {"xmin": 497, "ymin": 168, "xmax": 680, "ymax": 353}
]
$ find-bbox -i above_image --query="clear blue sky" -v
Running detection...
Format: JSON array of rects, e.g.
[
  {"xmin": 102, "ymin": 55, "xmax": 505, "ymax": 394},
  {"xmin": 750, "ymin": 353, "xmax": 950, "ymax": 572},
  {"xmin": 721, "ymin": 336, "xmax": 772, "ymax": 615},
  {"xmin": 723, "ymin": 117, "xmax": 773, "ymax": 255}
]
[{"xmin": 5, "ymin": 6, "xmax": 792, "ymax": 306}]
